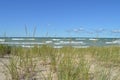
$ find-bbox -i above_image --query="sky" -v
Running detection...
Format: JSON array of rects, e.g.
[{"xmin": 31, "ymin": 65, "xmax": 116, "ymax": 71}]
[{"xmin": 0, "ymin": 0, "xmax": 120, "ymax": 38}]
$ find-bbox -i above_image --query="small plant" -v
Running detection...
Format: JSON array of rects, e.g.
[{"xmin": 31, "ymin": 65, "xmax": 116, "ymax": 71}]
[{"xmin": 0, "ymin": 44, "xmax": 11, "ymax": 57}]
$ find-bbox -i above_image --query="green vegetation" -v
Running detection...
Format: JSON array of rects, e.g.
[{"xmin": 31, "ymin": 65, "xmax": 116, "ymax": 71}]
[
  {"xmin": 0, "ymin": 44, "xmax": 11, "ymax": 57},
  {"xmin": 1, "ymin": 45, "xmax": 120, "ymax": 80}
]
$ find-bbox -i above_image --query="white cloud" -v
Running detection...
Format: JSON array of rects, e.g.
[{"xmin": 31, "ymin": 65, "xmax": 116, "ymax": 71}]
[
  {"xmin": 79, "ymin": 28, "xmax": 84, "ymax": 31},
  {"xmin": 73, "ymin": 28, "xmax": 84, "ymax": 33},
  {"xmin": 73, "ymin": 29, "xmax": 79, "ymax": 32},
  {"xmin": 111, "ymin": 29, "xmax": 120, "ymax": 33}
]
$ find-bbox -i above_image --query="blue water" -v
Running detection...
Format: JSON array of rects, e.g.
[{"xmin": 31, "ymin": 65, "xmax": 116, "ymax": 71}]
[{"xmin": 0, "ymin": 37, "xmax": 120, "ymax": 48}]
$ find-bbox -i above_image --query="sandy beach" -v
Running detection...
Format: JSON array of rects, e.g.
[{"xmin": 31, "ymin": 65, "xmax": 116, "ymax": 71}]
[{"xmin": 0, "ymin": 54, "xmax": 120, "ymax": 80}]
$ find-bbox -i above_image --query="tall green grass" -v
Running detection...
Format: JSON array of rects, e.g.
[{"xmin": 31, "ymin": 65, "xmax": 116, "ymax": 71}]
[
  {"xmin": 0, "ymin": 44, "xmax": 11, "ymax": 57},
  {"xmin": 1, "ymin": 45, "xmax": 120, "ymax": 80}
]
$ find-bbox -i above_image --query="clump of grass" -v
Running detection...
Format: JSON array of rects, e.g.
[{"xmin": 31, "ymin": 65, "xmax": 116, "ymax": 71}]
[
  {"xmin": 3, "ymin": 47, "xmax": 37, "ymax": 80},
  {"xmin": 57, "ymin": 53, "xmax": 90, "ymax": 80},
  {"xmin": 89, "ymin": 46, "xmax": 120, "ymax": 67},
  {"xmin": 0, "ymin": 44, "xmax": 11, "ymax": 58}
]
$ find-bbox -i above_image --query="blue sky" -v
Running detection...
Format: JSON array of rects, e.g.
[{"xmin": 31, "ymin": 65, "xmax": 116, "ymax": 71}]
[{"xmin": 0, "ymin": 0, "xmax": 120, "ymax": 37}]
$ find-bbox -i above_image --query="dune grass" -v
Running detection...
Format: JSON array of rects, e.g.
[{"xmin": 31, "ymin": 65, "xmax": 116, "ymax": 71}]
[
  {"xmin": 0, "ymin": 44, "xmax": 11, "ymax": 57},
  {"xmin": 0, "ymin": 44, "xmax": 120, "ymax": 80}
]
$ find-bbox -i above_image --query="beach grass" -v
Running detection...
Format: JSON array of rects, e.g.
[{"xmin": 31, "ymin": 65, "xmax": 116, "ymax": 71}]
[
  {"xmin": 0, "ymin": 44, "xmax": 11, "ymax": 57},
  {"xmin": 0, "ymin": 44, "xmax": 120, "ymax": 80}
]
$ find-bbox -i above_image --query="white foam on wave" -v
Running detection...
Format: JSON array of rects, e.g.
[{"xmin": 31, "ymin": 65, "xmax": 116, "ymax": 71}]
[
  {"xmin": 12, "ymin": 38, "xmax": 35, "ymax": 41},
  {"xmin": 45, "ymin": 41, "xmax": 53, "ymax": 43},
  {"xmin": 112, "ymin": 40, "xmax": 120, "ymax": 44},
  {"xmin": 60, "ymin": 41, "xmax": 70, "ymax": 44},
  {"xmin": 26, "ymin": 38, "xmax": 35, "ymax": 40},
  {"xmin": 59, "ymin": 41, "xmax": 85, "ymax": 44},
  {"xmin": 0, "ymin": 42, "xmax": 45, "ymax": 45},
  {"xmin": 71, "ymin": 41, "xmax": 84, "ymax": 44},
  {"xmin": 76, "ymin": 38, "xmax": 86, "ymax": 40},
  {"xmin": 106, "ymin": 39, "xmax": 120, "ymax": 44},
  {"xmin": 54, "ymin": 41, "xmax": 85, "ymax": 45},
  {"xmin": 12, "ymin": 38, "xmax": 24, "ymax": 40},
  {"xmin": 105, "ymin": 42, "xmax": 113, "ymax": 44},
  {"xmin": 89, "ymin": 38, "xmax": 98, "ymax": 41},
  {"xmin": 0, "ymin": 39, "xmax": 5, "ymax": 42},
  {"xmin": 52, "ymin": 39, "xmax": 60, "ymax": 41}
]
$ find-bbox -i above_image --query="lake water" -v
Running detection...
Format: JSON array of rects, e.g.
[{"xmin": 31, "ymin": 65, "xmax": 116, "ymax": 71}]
[{"xmin": 0, "ymin": 37, "xmax": 120, "ymax": 48}]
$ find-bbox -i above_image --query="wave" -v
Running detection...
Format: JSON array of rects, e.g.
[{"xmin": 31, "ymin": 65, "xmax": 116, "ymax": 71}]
[
  {"xmin": 71, "ymin": 41, "xmax": 84, "ymax": 44},
  {"xmin": 0, "ymin": 39, "xmax": 5, "ymax": 42},
  {"xmin": 112, "ymin": 40, "xmax": 120, "ymax": 44},
  {"xmin": 60, "ymin": 41, "xmax": 70, "ymax": 44},
  {"xmin": 0, "ymin": 42, "xmax": 44, "ymax": 45},
  {"xmin": 54, "ymin": 41, "xmax": 85, "ymax": 45},
  {"xmin": 45, "ymin": 41, "xmax": 53, "ymax": 43},
  {"xmin": 12, "ymin": 38, "xmax": 24, "ymax": 40},
  {"xmin": 52, "ymin": 39, "xmax": 60, "ymax": 41},
  {"xmin": 106, "ymin": 39, "xmax": 120, "ymax": 44},
  {"xmin": 26, "ymin": 38, "xmax": 35, "ymax": 40},
  {"xmin": 76, "ymin": 38, "xmax": 86, "ymax": 40},
  {"xmin": 105, "ymin": 42, "xmax": 113, "ymax": 44},
  {"xmin": 89, "ymin": 38, "xmax": 98, "ymax": 41},
  {"xmin": 12, "ymin": 38, "xmax": 35, "ymax": 41}
]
